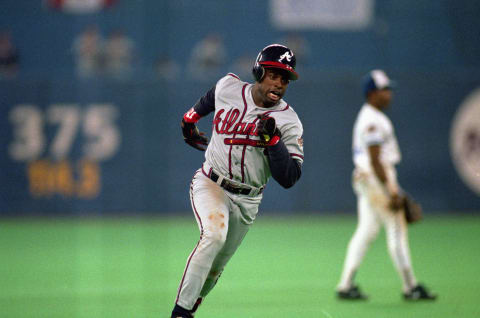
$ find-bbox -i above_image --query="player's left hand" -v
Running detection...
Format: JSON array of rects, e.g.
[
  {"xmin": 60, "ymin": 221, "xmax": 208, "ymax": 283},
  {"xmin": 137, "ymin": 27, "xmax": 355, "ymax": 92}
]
[
  {"xmin": 389, "ymin": 193, "xmax": 404, "ymax": 211},
  {"xmin": 403, "ymin": 194, "xmax": 423, "ymax": 223},
  {"xmin": 257, "ymin": 114, "xmax": 281, "ymax": 146},
  {"xmin": 181, "ymin": 119, "xmax": 209, "ymax": 151}
]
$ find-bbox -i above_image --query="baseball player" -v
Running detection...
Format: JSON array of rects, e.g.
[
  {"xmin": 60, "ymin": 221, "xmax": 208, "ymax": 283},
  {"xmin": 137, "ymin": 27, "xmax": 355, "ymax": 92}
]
[
  {"xmin": 170, "ymin": 44, "xmax": 304, "ymax": 317},
  {"xmin": 336, "ymin": 70, "xmax": 437, "ymax": 301}
]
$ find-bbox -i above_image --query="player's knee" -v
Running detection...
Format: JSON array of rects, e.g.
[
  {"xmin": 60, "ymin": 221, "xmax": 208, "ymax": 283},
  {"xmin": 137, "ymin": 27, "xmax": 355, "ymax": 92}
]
[
  {"xmin": 366, "ymin": 229, "xmax": 380, "ymax": 242},
  {"xmin": 387, "ymin": 240, "xmax": 401, "ymax": 255},
  {"xmin": 202, "ymin": 212, "xmax": 228, "ymax": 249},
  {"xmin": 202, "ymin": 230, "xmax": 227, "ymax": 250},
  {"xmin": 354, "ymin": 228, "xmax": 378, "ymax": 244}
]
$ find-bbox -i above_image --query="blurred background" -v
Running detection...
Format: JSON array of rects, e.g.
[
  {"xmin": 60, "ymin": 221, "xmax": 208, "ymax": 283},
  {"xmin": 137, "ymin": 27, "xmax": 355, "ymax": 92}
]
[
  {"xmin": 1, "ymin": 0, "xmax": 480, "ymax": 216},
  {"xmin": 1, "ymin": 1, "xmax": 480, "ymax": 317}
]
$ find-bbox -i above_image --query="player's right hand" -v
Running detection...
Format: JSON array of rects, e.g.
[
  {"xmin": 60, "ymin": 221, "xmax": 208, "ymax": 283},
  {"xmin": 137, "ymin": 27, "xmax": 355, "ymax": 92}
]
[
  {"xmin": 257, "ymin": 114, "xmax": 281, "ymax": 146},
  {"xmin": 181, "ymin": 119, "xmax": 208, "ymax": 151}
]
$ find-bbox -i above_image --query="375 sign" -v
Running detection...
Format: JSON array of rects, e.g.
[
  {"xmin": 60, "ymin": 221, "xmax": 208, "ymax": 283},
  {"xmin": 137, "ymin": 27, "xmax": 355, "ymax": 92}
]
[{"xmin": 8, "ymin": 103, "xmax": 121, "ymax": 199}]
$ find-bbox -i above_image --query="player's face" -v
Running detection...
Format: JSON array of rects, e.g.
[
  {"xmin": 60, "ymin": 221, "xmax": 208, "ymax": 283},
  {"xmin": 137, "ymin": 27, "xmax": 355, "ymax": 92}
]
[
  {"xmin": 378, "ymin": 89, "xmax": 393, "ymax": 108},
  {"xmin": 258, "ymin": 68, "xmax": 289, "ymax": 107},
  {"xmin": 372, "ymin": 88, "xmax": 393, "ymax": 109}
]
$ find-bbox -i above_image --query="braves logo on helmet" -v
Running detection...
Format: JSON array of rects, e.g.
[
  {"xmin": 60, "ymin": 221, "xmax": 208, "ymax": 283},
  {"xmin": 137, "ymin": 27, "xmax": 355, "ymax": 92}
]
[{"xmin": 278, "ymin": 51, "xmax": 293, "ymax": 63}]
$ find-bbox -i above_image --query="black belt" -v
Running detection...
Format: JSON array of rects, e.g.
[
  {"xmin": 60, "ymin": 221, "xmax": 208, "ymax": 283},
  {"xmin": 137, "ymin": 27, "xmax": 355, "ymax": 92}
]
[{"xmin": 210, "ymin": 171, "xmax": 263, "ymax": 196}]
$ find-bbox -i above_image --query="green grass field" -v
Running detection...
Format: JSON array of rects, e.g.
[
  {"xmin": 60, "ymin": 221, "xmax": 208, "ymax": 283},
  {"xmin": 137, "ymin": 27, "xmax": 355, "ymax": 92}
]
[{"xmin": 1, "ymin": 214, "xmax": 479, "ymax": 317}]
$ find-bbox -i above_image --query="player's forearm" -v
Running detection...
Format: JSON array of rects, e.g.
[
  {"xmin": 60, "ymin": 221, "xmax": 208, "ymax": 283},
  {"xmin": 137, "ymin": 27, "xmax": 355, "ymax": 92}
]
[
  {"xmin": 371, "ymin": 159, "xmax": 398, "ymax": 195},
  {"xmin": 368, "ymin": 144, "xmax": 397, "ymax": 195},
  {"xmin": 183, "ymin": 86, "xmax": 216, "ymax": 124},
  {"xmin": 192, "ymin": 86, "xmax": 216, "ymax": 117},
  {"xmin": 266, "ymin": 141, "xmax": 302, "ymax": 188},
  {"xmin": 371, "ymin": 159, "xmax": 387, "ymax": 184}
]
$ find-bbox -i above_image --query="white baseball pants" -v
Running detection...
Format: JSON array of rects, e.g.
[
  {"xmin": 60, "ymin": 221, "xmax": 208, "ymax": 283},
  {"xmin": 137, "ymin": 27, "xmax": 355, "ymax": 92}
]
[
  {"xmin": 337, "ymin": 168, "xmax": 418, "ymax": 293},
  {"xmin": 175, "ymin": 170, "xmax": 261, "ymax": 310}
]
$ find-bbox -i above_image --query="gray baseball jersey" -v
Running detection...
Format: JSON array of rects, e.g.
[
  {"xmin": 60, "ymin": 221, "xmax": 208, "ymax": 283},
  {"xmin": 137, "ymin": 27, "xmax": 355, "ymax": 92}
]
[{"xmin": 203, "ymin": 73, "xmax": 304, "ymax": 188}]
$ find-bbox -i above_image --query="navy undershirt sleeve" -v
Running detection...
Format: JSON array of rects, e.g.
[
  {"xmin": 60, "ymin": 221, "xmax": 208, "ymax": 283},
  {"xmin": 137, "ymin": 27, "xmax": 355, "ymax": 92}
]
[
  {"xmin": 193, "ymin": 86, "xmax": 216, "ymax": 116},
  {"xmin": 266, "ymin": 140, "xmax": 302, "ymax": 188}
]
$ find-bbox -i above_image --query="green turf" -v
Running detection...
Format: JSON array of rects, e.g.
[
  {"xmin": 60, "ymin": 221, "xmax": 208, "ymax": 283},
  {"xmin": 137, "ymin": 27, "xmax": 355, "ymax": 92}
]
[{"xmin": 1, "ymin": 214, "xmax": 479, "ymax": 317}]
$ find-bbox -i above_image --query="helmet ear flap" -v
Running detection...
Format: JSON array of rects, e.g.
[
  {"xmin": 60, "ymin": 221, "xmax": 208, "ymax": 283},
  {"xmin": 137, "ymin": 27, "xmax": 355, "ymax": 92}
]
[
  {"xmin": 252, "ymin": 63, "xmax": 264, "ymax": 82},
  {"xmin": 252, "ymin": 50, "xmax": 265, "ymax": 82}
]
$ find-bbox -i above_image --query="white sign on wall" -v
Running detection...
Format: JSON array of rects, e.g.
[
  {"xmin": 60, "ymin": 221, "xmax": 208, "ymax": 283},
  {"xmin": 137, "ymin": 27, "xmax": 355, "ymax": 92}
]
[
  {"xmin": 270, "ymin": 0, "xmax": 374, "ymax": 30},
  {"xmin": 45, "ymin": 0, "xmax": 115, "ymax": 14}
]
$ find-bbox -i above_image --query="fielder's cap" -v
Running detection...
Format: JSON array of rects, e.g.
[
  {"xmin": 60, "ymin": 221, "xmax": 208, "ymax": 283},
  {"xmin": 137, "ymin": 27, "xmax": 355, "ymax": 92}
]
[{"xmin": 363, "ymin": 69, "xmax": 395, "ymax": 97}]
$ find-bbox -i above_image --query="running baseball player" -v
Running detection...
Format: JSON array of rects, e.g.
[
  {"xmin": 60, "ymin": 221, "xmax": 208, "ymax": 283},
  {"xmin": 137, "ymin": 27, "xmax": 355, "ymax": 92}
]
[
  {"xmin": 336, "ymin": 70, "xmax": 436, "ymax": 301},
  {"xmin": 170, "ymin": 44, "xmax": 304, "ymax": 317}
]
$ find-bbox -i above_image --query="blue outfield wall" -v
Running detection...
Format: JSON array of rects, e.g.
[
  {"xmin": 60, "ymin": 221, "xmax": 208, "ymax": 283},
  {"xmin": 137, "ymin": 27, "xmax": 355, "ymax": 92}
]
[
  {"xmin": 1, "ymin": 70, "xmax": 480, "ymax": 216},
  {"xmin": 2, "ymin": 0, "xmax": 480, "ymax": 215}
]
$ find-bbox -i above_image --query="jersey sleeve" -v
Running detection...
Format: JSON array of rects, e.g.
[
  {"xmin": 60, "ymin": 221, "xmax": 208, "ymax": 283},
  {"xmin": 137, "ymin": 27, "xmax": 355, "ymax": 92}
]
[{"xmin": 362, "ymin": 123, "xmax": 385, "ymax": 146}]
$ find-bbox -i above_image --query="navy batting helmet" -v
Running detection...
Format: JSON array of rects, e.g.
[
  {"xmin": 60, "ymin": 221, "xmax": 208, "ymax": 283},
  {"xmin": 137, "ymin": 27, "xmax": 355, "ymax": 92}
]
[{"xmin": 252, "ymin": 44, "xmax": 299, "ymax": 82}]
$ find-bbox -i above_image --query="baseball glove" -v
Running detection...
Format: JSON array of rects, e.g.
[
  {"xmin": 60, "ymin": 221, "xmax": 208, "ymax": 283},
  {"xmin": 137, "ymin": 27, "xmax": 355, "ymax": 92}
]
[
  {"xmin": 181, "ymin": 119, "xmax": 208, "ymax": 151},
  {"xmin": 257, "ymin": 114, "xmax": 281, "ymax": 146},
  {"xmin": 403, "ymin": 194, "xmax": 423, "ymax": 224}
]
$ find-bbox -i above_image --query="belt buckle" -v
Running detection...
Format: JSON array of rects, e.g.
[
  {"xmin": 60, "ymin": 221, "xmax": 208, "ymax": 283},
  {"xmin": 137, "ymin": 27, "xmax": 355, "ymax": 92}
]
[
  {"xmin": 224, "ymin": 180, "xmax": 250, "ymax": 195},
  {"xmin": 224, "ymin": 180, "xmax": 239, "ymax": 193}
]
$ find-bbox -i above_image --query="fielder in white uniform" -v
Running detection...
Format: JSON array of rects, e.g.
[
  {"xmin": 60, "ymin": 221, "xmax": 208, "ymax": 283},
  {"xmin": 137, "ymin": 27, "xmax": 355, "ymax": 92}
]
[
  {"xmin": 171, "ymin": 44, "xmax": 304, "ymax": 317},
  {"xmin": 336, "ymin": 70, "xmax": 436, "ymax": 301}
]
